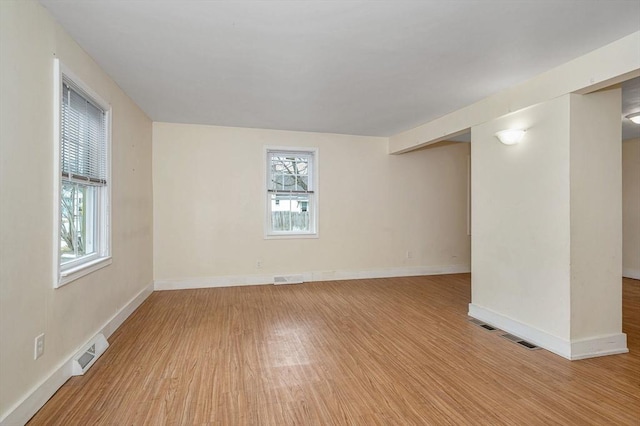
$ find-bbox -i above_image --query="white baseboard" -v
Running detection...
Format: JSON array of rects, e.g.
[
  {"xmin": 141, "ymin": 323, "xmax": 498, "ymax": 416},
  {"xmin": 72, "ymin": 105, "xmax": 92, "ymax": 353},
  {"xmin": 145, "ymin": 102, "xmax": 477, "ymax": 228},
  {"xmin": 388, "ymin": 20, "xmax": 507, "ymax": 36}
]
[
  {"xmin": 100, "ymin": 282, "xmax": 154, "ymax": 339},
  {"xmin": 468, "ymin": 303, "xmax": 572, "ymax": 358},
  {"xmin": 570, "ymin": 334, "xmax": 628, "ymax": 360},
  {"xmin": 154, "ymin": 264, "xmax": 471, "ymax": 291},
  {"xmin": 0, "ymin": 282, "xmax": 154, "ymax": 426},
  {"xmin": 155, "ymin": 274, "xmax": 274, "ymax": 290},
  {"xmin": 313, "ymin": 264, "xmax": 471, "ymax": 282},
  {"xmin": 468, "ymin": 303, "xmax": 628, "ymax": 360},
  {"xmin": 0, "ymin": 360, "xmax": 73, "ymax": 426},
  {"xmin": 623, "ymin": 268, "xmax": 640, "ymax": 280}
]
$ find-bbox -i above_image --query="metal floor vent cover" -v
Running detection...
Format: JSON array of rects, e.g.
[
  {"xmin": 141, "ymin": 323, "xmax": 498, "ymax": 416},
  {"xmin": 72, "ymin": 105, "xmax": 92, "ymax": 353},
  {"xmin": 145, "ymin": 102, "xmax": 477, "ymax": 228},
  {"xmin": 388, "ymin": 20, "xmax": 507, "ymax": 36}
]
[
  {"xmin": 500, "ymin": 333, "xmax": 541, "ymax": 350},
  {"xmin": 501, "ymin": 333, "xmax": 522, "ymax": 342},
  {"xmin": 469, "ymin": 318, "xmax": 497, "ymax": 331},
  {"xmin": 517, "ymin": 340, "xmax": 540, "ymax": 350}
]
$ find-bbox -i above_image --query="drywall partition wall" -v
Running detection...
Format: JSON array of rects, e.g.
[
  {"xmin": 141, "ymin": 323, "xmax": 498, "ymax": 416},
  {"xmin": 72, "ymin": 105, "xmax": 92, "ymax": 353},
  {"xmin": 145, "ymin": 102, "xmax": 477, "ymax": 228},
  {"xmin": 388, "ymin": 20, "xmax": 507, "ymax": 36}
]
[
  {"xmin": 153, "ymin": 123, "xmax": 471, "ymax": 287},
  {"xmin": 0, "ymin": 1, "xmax": 153, "ymax": 423},
  {"xmin": 470, "ymin": 96, "xmax": 573, "ymax": 345},
  {"xmin": 569, "ymin": 90, "xmax": 622, "ymax": 342},
  {"xmin": 470, "ymin": 91, "xmax": 626, "ymax": 359},
  {"xmin": 623, "ymin": 138, "xmax": 640, "ymax": 279}
]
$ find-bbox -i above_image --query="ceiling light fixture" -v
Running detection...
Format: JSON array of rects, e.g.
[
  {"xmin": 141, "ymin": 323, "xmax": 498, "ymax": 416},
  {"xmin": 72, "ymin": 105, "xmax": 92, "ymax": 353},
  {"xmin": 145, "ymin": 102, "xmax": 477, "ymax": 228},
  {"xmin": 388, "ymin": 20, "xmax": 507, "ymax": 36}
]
[
  {"xmin": 626, "ymin": 112, "xmax": 640, "ymax": 124},
  {"xmin": 495, "ymin": 129, "xmax": 526, "ymax": 145}
]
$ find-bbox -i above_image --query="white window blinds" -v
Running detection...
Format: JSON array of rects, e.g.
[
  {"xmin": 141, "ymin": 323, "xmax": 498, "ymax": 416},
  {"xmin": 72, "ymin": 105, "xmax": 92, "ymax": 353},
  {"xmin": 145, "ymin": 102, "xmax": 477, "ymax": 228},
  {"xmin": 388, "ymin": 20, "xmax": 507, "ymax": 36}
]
[{"xmin": 61, "ymin": 78, "xmax": 107, "ymax": 185}]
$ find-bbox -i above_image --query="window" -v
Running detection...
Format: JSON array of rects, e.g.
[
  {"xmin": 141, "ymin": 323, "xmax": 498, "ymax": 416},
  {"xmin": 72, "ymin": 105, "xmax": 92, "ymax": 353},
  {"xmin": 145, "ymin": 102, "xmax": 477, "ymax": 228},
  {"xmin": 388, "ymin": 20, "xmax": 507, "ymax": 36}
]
[
  {"xmin": 266, "ymin": 149, "xmax": 317, "ymax": 237},
  {"xmin": 54, "ymin": 60, "xmax": 111, "ymax": 286}
]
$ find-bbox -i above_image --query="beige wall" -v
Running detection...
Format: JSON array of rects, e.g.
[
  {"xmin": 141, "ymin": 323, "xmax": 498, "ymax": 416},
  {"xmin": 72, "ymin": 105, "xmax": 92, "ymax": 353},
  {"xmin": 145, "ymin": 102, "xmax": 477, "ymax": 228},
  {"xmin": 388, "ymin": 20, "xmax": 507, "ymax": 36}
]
[
  {"xmin": 471, "ymin": 96, "xmax": 572, "ymax": 341},
  {"xmin": 623, "ymin": 138, "xmax": 640, "ymax": 279},
  {"xmin": 0, "ymin": 1, "xmax": 153, "ymax": 419},
  {"xmin": 153, "ymin": 123, "xmax": 471, "ymax": 284}
]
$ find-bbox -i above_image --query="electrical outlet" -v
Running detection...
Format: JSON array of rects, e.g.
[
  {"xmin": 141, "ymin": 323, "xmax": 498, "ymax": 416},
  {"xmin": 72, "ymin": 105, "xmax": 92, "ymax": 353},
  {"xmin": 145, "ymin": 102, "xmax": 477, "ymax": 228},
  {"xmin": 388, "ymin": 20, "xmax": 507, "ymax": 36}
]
[
  {"xmin": 34, "ymin": 333, "xmax": 45, "ymax": 360},
  {"xmin": 406, "ymin": 250, "xmax": 413, "ymax": 259},
  {"xmin": 256, "ymin": 260, "xmax": 263, "ymax": 269}
]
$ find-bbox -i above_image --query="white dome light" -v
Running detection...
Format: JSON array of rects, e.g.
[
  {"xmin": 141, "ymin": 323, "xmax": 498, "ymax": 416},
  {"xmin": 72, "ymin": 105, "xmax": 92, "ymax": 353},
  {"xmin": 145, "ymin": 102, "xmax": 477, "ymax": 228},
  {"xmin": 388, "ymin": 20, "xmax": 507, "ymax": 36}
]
[{"xmin": 495, "ymin": 129, "xmax": 526, "ymax": 145}]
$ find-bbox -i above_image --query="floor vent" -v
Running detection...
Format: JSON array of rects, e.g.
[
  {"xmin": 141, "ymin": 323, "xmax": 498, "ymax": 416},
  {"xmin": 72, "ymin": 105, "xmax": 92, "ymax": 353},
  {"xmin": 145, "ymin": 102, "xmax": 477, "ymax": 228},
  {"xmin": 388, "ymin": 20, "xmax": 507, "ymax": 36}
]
[
  {"xmin": 500, "ymin": 333, "xmax": 541, "ymax": 350},
  {"xmin": 516, "ymin": 340, "xmax": 540, "ymax": 350},
  {"xmin": 72, "ymin": 333, "xmax": 109, "ymax": 376},
  {"xmin": 274, "ymin": 274, "xmax": 304, "ymax": 285},
  {"xmin": 469, "ymin": 318, "xmax": 498, "ymax": 331},
  {"xmin": 501, "ymin": 333, "xmax": 522, "ymax": 342}
]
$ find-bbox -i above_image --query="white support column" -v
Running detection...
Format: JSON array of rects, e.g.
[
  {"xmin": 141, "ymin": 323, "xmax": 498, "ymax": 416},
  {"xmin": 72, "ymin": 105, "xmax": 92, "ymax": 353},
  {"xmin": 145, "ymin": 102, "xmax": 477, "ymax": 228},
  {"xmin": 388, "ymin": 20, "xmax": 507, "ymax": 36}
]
[
  {"xmin": 469, "ymin": 89, "xmax": 627, "ymax": 360},
  {"xmin": 568, "ymin": 90, "xmax": 624, "ymax": 357}
]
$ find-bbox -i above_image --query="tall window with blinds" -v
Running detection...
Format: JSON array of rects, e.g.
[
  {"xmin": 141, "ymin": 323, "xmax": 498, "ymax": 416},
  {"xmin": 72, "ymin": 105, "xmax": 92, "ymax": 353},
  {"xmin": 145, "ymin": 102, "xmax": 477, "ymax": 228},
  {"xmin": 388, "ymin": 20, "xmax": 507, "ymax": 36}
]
[
  {"xmin": 266, "ymin": 149, "xmax": 317, "ymax": 236},
  {"xmin": 55, "ymin": 62, "xmax": 111, "ymax": 285}
]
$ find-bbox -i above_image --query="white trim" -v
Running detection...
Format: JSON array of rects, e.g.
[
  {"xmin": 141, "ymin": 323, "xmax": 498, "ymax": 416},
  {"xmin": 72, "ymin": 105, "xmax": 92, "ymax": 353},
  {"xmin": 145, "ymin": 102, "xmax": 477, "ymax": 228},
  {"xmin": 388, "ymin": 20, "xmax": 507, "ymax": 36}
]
[
  {"xmin": 59, "ymin": 256, "xmax": 112, "ymax": 286},
  {"xmin": 468, "ymin": 303, "xmax": 572, "ymax": 358},
  {"xmin": 466, "ymin": 154, "xmax": 471, "ymax": 236},
  {"xmin": 264, "ymin": 233, "xmax": 319, "ymax": 240},
  {"xmin": 570, "ymin": 334, "xmax": 628, "ymax": 360},
  {"xmin": 58, "ymin": 62, "xmax": 110, "ymax": 111},
  {"xmin": 0, "ymin": 282, "xmax": 153, "ymax": 426},
  {"xmin": 53, "ymin": 58, "xmax": 112, "ymax": 289},
  {"xmin": 0, "ymin": 358, "xmax": 72, "ymax": 426},
  {"xmin": 156, "ymin": 274, "xmax": 275, "ymax": 290},
  {"xmin": 52, "ymin": 58, "xmax": 62, "ymax": 287},
  {"xmin": 101, "ymin": 283, "xmax": 154, "ymax": 338},
  {"xmin": 468, "ymin": 303, "xmax": 628, "ymax": 360},
  {"xmin": 154, "ymin": 264, "xmax": 471, "ymax": 291},
  {"xmin": 623, "ymin": 268, "xmax": 640, "ymax": 280}
]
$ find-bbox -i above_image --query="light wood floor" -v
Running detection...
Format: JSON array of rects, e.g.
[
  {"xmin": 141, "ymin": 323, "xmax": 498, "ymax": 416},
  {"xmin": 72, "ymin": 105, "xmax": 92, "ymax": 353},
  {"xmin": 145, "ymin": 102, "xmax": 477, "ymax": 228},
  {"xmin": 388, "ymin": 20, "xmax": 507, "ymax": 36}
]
[{"xmin": 28, "ymin": 274, "xmax": 640, "ymax": 425}]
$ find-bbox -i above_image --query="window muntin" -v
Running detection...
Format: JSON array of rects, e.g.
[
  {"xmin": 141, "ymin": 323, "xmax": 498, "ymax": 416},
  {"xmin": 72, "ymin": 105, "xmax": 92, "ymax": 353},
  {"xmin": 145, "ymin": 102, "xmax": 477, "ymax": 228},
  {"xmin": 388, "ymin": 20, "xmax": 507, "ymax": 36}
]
[
  {"xmin": 267, "ymin": 150, "xmax": 317, "ymax": 236},
  {"xmin": 55, "ymin": 63, "xmax": 111, "ymax": 285}
]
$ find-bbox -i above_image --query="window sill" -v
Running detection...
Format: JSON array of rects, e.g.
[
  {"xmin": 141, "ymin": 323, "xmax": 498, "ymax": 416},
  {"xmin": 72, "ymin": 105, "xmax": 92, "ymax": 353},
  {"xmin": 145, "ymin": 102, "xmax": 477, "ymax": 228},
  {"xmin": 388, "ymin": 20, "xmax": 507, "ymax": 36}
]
[
  {"xmin": 265, "ymin": 233, "xmax": 319, "ymax": 240},
  {"xmin": 57, "ymin": 256, "xmax": 112, "ymax": 288}
]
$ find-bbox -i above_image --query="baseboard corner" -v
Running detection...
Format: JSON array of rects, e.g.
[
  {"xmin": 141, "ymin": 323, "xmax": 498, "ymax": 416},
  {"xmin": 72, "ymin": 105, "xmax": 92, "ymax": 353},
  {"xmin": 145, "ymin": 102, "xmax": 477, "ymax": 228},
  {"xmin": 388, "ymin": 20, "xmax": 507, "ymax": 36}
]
[{"xmin": 569, "ymin": 333, "xmax": 629, "ymax": 360}]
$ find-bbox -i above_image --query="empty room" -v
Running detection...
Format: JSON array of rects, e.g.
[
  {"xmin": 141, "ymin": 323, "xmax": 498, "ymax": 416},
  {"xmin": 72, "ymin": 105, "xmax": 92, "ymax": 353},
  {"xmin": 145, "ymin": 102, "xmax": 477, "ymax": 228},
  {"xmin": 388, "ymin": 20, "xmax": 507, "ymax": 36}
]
[{"xmin": 1, "ymin": 1, "xmax": 640, "ymax": 425}]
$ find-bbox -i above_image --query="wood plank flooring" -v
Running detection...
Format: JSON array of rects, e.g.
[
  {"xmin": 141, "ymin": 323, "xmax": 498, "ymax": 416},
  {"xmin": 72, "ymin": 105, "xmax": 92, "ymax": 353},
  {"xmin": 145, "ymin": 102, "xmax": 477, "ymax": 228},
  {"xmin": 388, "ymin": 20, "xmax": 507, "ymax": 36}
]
[{"xmin": 28, "ymin": 275, "xmax": 640, "ymax": 425}]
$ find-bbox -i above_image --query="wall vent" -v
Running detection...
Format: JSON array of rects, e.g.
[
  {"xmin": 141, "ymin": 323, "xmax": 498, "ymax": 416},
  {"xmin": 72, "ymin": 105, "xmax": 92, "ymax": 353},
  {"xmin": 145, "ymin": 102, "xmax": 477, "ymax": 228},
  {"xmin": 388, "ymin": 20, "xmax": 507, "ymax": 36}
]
[
  {"xmin": 71, "ymin": 333, "xmax": 109, "ymax": 376},
  {"xmin": 274, "ymin": 275, "xmax": 304, "ymax": 285}
]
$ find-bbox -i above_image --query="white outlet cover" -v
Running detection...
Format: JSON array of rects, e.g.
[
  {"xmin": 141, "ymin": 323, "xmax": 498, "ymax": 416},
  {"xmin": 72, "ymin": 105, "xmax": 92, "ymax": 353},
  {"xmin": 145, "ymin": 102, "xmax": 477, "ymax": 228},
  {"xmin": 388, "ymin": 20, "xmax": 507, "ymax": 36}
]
[{"xmin": 34, "ymin": 333, "xmax": 45, "ymax": 360}]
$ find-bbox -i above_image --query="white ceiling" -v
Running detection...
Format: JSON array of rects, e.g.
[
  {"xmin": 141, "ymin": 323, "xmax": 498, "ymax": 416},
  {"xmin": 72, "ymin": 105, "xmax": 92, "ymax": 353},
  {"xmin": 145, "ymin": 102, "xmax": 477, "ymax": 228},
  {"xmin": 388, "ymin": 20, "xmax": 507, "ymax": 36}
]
[{"xmin": 39, "ymin": 0, "xmax": 640, "ymax": 137}]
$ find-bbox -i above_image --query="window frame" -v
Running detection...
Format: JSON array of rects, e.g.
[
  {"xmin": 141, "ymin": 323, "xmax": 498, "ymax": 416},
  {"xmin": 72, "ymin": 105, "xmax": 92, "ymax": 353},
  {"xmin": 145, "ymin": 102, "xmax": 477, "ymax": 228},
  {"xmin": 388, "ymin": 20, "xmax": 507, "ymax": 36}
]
[
  {"xmin": 53, "ymin": 59, "xmax": 112, "ymax": 287},
  {"xmin": 264, "ymin": 147, "xmax": 319, "ymax": 239}
]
